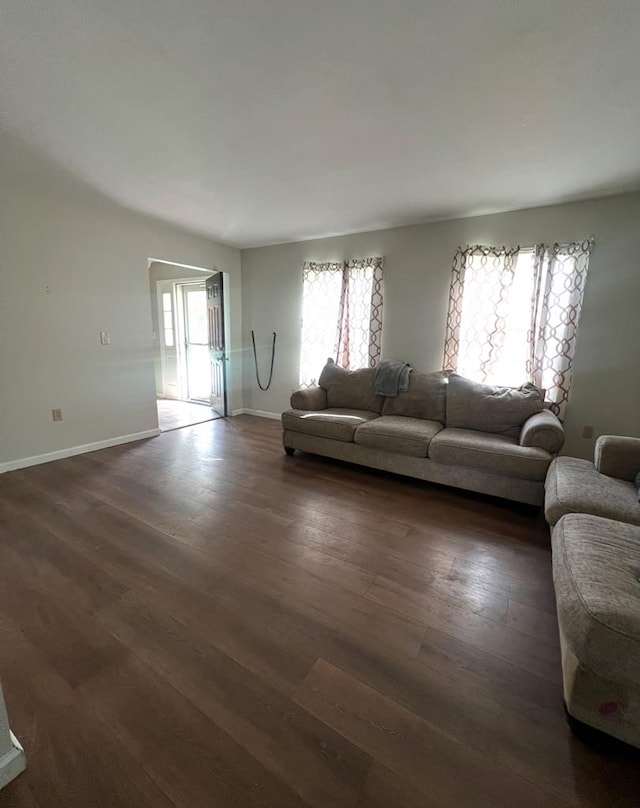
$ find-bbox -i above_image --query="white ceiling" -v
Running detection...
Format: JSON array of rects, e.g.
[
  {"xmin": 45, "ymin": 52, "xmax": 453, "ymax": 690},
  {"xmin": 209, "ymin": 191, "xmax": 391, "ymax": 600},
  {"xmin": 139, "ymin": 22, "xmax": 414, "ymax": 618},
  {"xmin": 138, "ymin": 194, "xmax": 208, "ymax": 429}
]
[{"xmin": 2, "ymin": 1, "xmax": 640, "ymax": 247}]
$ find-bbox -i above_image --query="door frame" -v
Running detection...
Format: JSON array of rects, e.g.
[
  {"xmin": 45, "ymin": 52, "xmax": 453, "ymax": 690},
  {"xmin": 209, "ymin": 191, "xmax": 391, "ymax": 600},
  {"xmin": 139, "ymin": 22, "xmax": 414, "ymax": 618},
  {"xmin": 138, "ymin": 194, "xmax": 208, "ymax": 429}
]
[
  {"xmin": 149, "ymin": 260, "xmax": 232, "ymax": 415},
  {"xmin": 206, "ymin": 272, "xmax": 228, "ymax": 417}
]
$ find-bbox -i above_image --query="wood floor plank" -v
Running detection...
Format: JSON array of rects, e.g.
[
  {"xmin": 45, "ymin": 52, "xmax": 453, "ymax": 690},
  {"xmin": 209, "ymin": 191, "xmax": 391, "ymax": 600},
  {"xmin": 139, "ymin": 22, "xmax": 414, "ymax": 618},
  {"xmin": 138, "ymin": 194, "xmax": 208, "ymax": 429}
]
[
  {"xmin": 223, "ymin": 553, "xmax": 425, "ymax": 660},
  {"xmin": 416, "ymin": 622, "xmax": 564, "ymax": 721},
  {"xmin": 404, "ymin": 523, "xmax": 553, "ymax": 581},
  {"xmin": 79, "ymin": 655, "xmax": 311, "ymax": 808},
  {"xmin": 449, "ymin": 554, "xmax": 556, "ymax": 608},
  {"xmin": 294, "ymin": 658, "xmax": 572, "ymax": 808},
  {"xmin": 96, "ymin": 590, "xmax": 372, "ymax": 808},
  {"xmin": 0, "ymin": 618, "xmax": 175, "ymax": 808},
  {"xmin": 301, "ymin": 630, "xmax": 581, "ymax": 800},
  {"xmin": 126, "ymin": 574, "xmax": 318, "ymax": 697},
  {"xmin": 0, "ymin": 496, "xmax": 127, "ymax": 612},
  {"xmin": 355, "ymin": 763, "xmax": 445, "ymax": 808},
  {"xmin": 506, "ymin": 598, "xmax": 561, "ymax": 646},
  {"xmin": 366, "ymin": 574, "xmax": 562, "ymax": 682},
  {"xmin": 1, "ymin": 415, "xmax": 638, "ymax": 807},
  {"xmin": 209, "ymin": 526, "xmax": 379, "ymax": 597}
]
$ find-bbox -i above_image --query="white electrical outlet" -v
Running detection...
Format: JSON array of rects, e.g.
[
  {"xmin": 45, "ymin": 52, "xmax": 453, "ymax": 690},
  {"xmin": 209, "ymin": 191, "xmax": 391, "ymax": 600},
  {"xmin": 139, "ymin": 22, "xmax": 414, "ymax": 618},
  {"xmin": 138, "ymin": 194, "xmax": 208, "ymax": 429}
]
[
  {"xmin": 100, "ymin": 331, "xmax": 112, "ymax": 345},
  {"xmin": 52, "ymin": 408, "xmax": 63, "ymax": 422}
]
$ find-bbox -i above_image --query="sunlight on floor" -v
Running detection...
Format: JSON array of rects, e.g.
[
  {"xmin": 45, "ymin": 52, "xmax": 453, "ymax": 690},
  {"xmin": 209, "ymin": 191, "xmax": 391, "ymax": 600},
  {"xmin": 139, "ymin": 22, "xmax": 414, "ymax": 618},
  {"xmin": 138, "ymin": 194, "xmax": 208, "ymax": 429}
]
[{"xmin": 157, "ymin": 398, "xmax": 220, "ymax": 432}]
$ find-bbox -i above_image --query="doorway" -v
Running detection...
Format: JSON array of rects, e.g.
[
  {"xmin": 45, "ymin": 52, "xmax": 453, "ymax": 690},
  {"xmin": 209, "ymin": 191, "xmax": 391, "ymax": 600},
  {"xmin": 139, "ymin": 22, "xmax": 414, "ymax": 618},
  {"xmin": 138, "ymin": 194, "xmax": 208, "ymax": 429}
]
[{"xmin": 150, "ymin": 263, "xmax": 227, "ymax": 432}]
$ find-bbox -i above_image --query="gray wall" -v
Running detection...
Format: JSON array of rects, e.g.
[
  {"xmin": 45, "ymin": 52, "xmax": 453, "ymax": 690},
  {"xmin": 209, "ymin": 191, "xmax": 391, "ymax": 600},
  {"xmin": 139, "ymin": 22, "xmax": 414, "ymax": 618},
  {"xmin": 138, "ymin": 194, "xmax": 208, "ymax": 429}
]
[
  {"xmin": 241, "ymin": 192, "xmax": 640, "ymax": 459},
  {"xmin": 1, "ymin": 144, "xmax": 242, "ymax": 468}
]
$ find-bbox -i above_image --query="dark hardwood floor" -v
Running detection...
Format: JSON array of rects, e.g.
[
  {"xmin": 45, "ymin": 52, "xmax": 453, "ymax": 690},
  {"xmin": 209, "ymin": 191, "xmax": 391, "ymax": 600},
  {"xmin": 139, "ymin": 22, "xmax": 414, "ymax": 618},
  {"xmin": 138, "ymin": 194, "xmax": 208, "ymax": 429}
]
[{"xmin": 0, "ymin": 416, "xmax": 638, "ymax": 807}]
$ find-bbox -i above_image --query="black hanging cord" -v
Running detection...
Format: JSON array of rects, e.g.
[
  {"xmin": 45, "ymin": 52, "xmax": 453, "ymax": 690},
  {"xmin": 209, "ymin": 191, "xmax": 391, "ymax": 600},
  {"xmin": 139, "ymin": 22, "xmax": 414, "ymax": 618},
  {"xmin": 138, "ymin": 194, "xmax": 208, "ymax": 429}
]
[{"xmin": 251, "ymin": 330, "xmax": 276, "ymax": 391}]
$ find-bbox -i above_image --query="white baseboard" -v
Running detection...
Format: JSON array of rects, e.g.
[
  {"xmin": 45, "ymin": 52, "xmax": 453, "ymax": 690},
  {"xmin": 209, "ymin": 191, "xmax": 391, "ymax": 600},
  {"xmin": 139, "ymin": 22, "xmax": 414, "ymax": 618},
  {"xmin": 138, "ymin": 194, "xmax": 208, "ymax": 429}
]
[
  {"xmin": 235, "ymin": 408, "xmax": 281, "ymax": 421},
  {"xmin": 0, "ymin": 732, "xmax": 26, "ymax": 790},
  {"xmin": 0, "ymin": 429, "xmax": 161, "ymax": 474}
]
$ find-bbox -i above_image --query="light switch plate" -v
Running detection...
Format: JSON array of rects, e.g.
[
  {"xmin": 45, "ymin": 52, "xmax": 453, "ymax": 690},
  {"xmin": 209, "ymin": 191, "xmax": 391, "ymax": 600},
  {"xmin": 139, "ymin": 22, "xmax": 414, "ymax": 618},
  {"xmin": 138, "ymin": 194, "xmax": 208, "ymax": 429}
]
[{"xmin": 100, "ymin": 331, "xmax": 111, "ymax": 345}]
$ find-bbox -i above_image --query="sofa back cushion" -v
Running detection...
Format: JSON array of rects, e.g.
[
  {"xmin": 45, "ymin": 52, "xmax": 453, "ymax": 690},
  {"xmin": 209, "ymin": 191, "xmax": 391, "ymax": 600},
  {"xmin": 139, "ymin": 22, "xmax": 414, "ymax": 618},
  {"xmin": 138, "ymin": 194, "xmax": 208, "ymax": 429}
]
[
  {"xmin": 381, "ymin": 371, "xmax": 447, "ymax": 422},
  {"xmin": 446, "ymin": 373, "xmax": 544, "ymax": 436},
  {"xmin": 319, "ymin": 360, "xmax": 384, "ymax": 413}
]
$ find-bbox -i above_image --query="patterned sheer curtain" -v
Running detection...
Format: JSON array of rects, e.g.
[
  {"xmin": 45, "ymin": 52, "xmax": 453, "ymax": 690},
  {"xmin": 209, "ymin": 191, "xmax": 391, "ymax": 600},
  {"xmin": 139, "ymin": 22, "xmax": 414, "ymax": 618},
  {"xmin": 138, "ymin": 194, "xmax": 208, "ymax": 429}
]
[
  {"xmin": 443, "ymin": 240, "xmax": 593, "ymax": 419},
  {"xmin": 529, "ymin": 240, "xmax": 594, "ymax": 418},
  {"xmin": 442, "ymin": 245, "xmax": 521, "ymax": 383},
  {"xmin": 300, "ymin": 257, "xmax": 384, "ymax": 387}
]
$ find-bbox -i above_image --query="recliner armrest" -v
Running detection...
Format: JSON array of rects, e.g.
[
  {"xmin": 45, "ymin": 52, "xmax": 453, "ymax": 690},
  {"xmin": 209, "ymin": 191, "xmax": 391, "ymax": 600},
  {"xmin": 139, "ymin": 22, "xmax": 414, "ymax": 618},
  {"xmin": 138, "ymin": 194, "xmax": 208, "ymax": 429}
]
[
  {"xmin": 594, "ymin": 435, "xmax": 640, "ymax": 481},
  {"xmin": 520, "ymin": 409, "xmax": 564, "ymax": 454},
  {"xmin": 290, "ymin": 387, "xmax": 327, "ymax": 411}
]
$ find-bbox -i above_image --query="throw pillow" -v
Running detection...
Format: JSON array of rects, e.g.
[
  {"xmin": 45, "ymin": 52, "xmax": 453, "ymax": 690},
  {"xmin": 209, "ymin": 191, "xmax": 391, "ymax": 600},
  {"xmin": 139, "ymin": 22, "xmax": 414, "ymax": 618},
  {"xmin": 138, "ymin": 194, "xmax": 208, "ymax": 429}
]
[
  {"xmin": 318, "ymin": 359, "xmax": 384, "ymax": 413},
  {"xmin": 446, "ymin": 373, "xmax": 544, "ymax": 436}
]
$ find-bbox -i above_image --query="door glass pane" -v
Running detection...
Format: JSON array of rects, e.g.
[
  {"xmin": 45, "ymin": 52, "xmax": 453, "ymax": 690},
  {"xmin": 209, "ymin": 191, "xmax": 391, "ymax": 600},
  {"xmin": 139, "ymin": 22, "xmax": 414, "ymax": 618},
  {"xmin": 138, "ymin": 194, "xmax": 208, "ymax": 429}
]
[
  {"xmin": 161, "ymin": 291, "xmax": 175, "ymax": 346},
  {"xmin": 186, "ymin": 344, "xmax": 210, "ymax": 400},
  {"xmin": 186, "ymin": 290, "xmax": 207, "ymax": 344}
]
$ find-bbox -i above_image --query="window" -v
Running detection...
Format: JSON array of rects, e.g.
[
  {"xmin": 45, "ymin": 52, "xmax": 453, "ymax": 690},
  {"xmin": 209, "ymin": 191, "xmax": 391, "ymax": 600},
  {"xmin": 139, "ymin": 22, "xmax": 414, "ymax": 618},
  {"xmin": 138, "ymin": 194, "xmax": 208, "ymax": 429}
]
[
  {"xmin": 443, "ymin": 241, "xmax": 593, "ymax": 418},
  {"xmin": 299, "ymin": 263, "xmax": 343, "ymax": 388},
  {"xmin": 299, "ymin": 258, "xmax": 384, "ymax": 387},
  {"xmin": 453, "ymin": 248, "xmax": 536, "ymax": 388},
  {"xmin": 162, "ymin": 291, "xmax": 174, "ymax": 347}
]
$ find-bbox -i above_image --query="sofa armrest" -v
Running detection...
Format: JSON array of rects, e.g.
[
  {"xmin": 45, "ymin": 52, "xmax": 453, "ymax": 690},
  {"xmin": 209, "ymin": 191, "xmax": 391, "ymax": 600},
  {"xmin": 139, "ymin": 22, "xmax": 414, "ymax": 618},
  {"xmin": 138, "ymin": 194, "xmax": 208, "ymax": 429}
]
[
  {"xmin": 520, "ymin": 409, "xmax": 565, "ymax": 454},
  {"xmin": 594, "ymin": 435, "xmax": 640, "ymax": 481},
  {"xmin": 290, "ymin": 387, "xmax": 327, "ymax": 411}
]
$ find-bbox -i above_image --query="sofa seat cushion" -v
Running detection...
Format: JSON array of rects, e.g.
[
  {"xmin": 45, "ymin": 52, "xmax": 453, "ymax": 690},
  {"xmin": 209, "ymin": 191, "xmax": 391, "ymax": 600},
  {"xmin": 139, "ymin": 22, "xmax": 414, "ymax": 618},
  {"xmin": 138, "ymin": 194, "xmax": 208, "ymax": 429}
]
[
  {"xmin": 281, "ymin": 408, "xmax": 380, "ymax": 443},
  {"xmin": 381, "ymin": 371, "xmax": 447, "ymax": 422},
  {"xmin": 354, "ymin": 416, "xmax": 443, "ymax": 457},
  {"xmin": 552, "ymin": 514, "xmax": 640, "ymax": 683},
  {"xmin": 429, "ymin": 428, "xmax": 551, "ymax": 480},
  {"xmin": 545, "ymin": 456, "xmax": 640, "ymax": 527}
]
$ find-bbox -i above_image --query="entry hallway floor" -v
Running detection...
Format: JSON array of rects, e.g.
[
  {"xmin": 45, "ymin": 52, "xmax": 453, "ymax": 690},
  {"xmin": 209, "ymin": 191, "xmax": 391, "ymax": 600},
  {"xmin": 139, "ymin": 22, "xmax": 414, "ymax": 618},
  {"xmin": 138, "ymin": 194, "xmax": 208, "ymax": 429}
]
[
  {"xmin": 0, "ymin": 416, "xmax": 638, "ymax": 807},
  {"xmin": 156, "ymin": 398, "xmax": 219, "ymax": 432}
]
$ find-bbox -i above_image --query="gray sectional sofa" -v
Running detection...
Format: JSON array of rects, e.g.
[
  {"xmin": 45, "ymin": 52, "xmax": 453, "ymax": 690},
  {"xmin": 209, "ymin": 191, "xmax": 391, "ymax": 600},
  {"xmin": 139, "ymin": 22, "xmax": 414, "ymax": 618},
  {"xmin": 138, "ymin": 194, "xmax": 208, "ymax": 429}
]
[
  {"xmin": 545, "ymin": 436, "xmax": 640, "ymax": 748},
  {"xmin": 282, "ymin": 360, "xmax": 565, "ymax": 505}
]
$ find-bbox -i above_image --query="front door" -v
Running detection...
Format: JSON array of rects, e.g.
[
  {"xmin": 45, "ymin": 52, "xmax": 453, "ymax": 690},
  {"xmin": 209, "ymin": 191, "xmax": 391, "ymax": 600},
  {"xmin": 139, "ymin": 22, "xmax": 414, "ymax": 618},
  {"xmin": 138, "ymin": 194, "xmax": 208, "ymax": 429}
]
[{"xmin": 207, "ymin": 272, "xmax": 227, "ymax": 416}]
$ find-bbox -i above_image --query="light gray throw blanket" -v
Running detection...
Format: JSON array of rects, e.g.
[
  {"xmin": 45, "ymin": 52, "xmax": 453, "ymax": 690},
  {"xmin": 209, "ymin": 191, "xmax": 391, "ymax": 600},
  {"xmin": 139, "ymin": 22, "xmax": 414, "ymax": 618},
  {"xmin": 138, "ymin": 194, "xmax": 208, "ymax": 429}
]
[{"xmin": 374, "ymin": 360, "xmax": 412, "ymax": 397}]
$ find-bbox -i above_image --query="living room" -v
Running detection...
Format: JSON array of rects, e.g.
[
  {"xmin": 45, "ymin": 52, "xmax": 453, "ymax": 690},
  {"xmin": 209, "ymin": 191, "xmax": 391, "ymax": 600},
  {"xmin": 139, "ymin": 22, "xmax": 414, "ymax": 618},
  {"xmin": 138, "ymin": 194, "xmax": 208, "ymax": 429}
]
[{"xmin": 1, "ymin": 2, "xmax": 640, "ymax": 806}]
